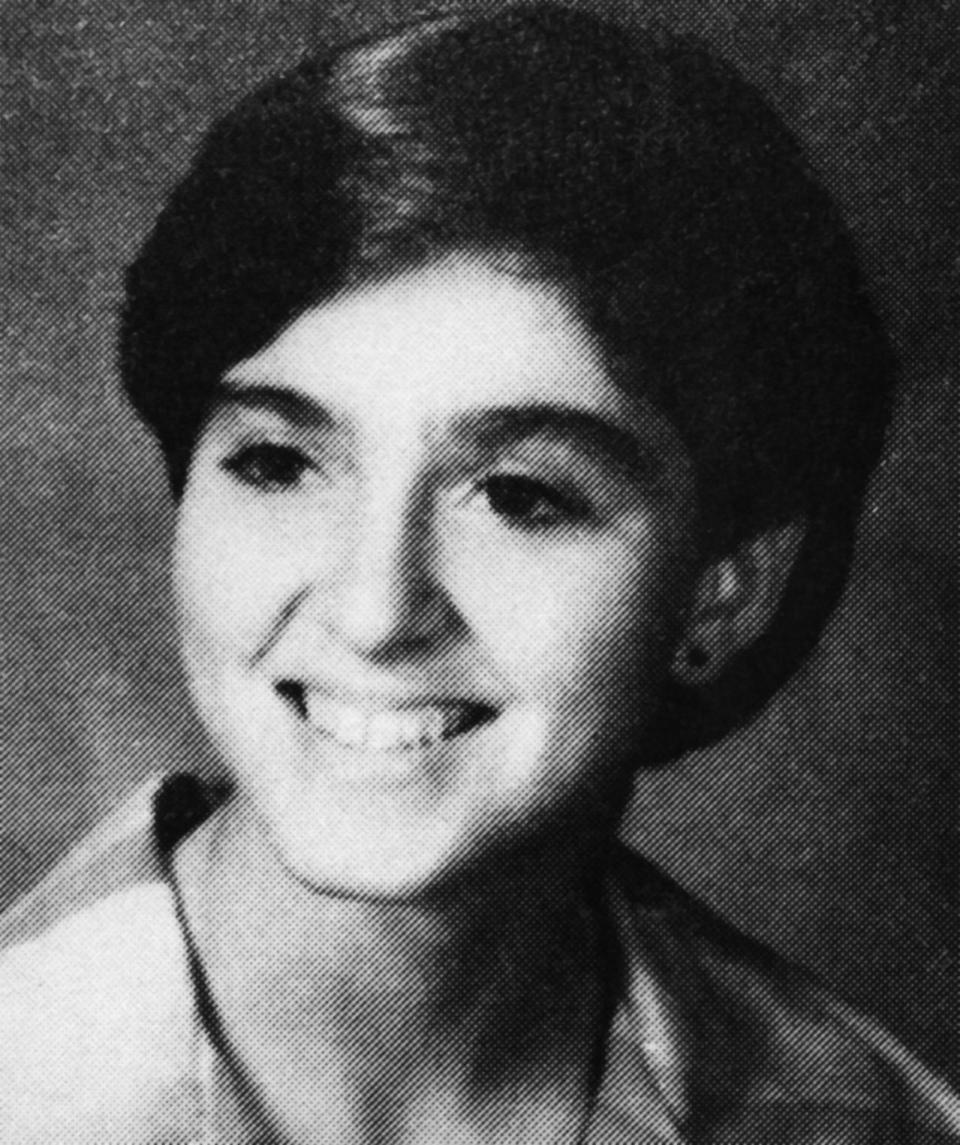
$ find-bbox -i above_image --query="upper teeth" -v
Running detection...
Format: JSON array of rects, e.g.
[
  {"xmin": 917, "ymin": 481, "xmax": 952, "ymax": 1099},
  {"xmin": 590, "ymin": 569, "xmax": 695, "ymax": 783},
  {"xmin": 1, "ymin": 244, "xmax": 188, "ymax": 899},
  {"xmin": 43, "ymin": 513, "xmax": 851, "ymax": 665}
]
[{"xmin": 302, "ymin": 695, "xmax": 477, "ymax": 751}]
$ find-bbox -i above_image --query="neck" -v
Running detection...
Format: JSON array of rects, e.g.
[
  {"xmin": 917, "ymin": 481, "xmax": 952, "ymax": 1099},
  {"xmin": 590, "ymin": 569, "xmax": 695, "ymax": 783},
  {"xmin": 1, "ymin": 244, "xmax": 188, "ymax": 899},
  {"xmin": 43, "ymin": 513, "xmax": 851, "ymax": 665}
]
[{"xmin": 178, "ymin": 792, "xmax": 616, "ymax": 1138}]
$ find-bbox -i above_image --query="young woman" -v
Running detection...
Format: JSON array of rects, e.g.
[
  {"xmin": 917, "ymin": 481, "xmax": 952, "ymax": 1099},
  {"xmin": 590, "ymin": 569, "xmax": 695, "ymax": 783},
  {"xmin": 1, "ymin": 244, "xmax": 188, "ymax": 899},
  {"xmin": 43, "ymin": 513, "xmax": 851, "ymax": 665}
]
[{"xmin": 0, "ymin": 5, "xmax": 957, "ymax": 1142}]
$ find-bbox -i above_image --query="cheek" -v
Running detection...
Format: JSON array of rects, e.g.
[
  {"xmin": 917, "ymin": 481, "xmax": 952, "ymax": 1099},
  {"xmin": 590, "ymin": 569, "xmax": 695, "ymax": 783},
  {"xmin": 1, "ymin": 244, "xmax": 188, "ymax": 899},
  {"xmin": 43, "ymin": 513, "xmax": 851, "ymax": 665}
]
[
  {"xmin": 173, "ymin": 483, "xmax": 304, "ymax": 667},
  {"xmin": 449, "ymin": 527, "xmax": 689, "ymax": 708}
]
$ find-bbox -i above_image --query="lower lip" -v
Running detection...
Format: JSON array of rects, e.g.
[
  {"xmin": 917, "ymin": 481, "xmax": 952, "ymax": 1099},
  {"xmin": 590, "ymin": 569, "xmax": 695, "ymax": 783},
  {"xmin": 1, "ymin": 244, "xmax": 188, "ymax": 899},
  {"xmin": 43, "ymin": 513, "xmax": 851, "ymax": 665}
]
[{"xmin": 279, "ymin": 689, "xmax": 496, "ymax": 780}]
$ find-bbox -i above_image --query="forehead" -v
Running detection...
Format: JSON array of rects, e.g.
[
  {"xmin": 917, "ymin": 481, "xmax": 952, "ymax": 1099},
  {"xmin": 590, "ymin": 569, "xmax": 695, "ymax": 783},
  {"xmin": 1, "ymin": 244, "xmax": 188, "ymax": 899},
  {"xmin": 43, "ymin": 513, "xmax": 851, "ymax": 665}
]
[{"xmin": 226, "ymin": 256, "xmax": 637, "ymax": 426}]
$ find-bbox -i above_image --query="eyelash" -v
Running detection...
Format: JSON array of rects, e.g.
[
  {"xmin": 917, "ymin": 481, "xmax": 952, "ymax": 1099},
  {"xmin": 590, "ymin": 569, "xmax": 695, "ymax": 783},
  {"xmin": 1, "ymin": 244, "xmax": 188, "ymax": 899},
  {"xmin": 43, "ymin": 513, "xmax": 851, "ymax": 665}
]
[
  {"xmin": 221, "ymin": 443, "xmax": 312, "ymax": 491},
  {"xmin": 220, "ymin": 444, "xmax": 593, "ymax": 529},
  {"xmin": 477, "ymin": 474, "xmax": 591, "ymax": 529}
]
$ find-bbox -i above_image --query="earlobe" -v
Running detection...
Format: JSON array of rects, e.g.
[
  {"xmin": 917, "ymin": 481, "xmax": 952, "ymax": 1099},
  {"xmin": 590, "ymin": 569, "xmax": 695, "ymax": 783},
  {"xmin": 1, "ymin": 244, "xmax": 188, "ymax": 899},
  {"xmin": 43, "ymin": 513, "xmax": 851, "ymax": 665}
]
[{"xmin": 671, "ymin": 520, "xmax": 806, "ymax": 686}]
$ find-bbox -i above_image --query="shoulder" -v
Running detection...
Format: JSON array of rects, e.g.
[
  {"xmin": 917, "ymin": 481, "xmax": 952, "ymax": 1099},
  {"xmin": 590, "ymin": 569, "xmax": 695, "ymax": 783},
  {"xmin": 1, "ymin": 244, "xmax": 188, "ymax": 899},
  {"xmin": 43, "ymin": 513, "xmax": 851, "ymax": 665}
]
[
  {"xmin": 609, "ymin": 845, "xmax": 960, "ymax": 1141},
  {"xmin": 0, "ymin": 881, "xmax": 198, "ymax": 1143},
  {"xmin": 0, "ymin": 778, "xmax": 206, "ymax": 1144}
]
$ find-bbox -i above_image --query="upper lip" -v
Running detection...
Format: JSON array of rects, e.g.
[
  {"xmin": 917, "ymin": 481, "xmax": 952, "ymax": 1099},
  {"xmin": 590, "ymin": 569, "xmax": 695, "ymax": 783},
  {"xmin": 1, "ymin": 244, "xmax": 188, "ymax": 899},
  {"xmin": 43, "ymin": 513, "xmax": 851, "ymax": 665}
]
[{"xmin": 275, "ymin": 679, "xmax": 494, "ymax": 714}]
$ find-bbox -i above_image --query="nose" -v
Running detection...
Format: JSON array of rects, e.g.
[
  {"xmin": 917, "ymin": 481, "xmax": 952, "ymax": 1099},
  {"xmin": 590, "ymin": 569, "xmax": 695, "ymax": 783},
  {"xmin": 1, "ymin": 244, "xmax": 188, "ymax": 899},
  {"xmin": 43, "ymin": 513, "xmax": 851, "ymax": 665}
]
[{"xmin": 320, "ymin": 477, "xmax": 459, "ymax": 662}]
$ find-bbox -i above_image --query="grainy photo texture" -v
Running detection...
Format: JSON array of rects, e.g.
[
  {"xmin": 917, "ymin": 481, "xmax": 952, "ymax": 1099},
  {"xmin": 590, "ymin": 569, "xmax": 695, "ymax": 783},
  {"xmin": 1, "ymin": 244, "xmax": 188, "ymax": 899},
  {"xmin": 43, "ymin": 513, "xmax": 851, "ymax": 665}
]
[{"xmin": 0, "ymin": 2, "xmax": 957, "ymax": 1141}]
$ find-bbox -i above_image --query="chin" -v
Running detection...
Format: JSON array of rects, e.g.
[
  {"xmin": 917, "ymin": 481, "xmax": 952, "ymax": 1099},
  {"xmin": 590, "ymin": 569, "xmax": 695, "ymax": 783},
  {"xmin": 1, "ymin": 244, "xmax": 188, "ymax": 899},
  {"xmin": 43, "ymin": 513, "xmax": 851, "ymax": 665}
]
[
  {"xmin": 260, "ymin": 808, "xmax": 507, "ymax": 906},
  {"xmin": 255, "ymin": 772, "xmax": 623, "ymax": 911}
]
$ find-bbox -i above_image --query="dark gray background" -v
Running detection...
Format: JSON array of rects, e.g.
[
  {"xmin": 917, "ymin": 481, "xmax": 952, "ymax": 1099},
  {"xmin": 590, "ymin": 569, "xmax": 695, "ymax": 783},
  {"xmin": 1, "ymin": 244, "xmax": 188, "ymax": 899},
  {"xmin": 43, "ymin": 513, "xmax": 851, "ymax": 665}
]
[{"xmin": 1, "ymin": 0, "xmax": 956, "ymax": 1080}]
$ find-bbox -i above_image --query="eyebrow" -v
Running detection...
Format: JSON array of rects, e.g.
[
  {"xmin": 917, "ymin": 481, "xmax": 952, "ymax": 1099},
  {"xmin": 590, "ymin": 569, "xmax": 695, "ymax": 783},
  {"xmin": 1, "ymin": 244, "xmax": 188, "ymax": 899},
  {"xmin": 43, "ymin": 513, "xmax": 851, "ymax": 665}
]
[
  {"xmin": 214, "ymin": 382, "xmax": 659, "ymax": 482},
  {"xmin": 213, "ymin": 380, "xmax": 343, "ymax": 431},
  {"xmin": 445, "ymin": 405, "xmax": 660, "ymax": 482}
]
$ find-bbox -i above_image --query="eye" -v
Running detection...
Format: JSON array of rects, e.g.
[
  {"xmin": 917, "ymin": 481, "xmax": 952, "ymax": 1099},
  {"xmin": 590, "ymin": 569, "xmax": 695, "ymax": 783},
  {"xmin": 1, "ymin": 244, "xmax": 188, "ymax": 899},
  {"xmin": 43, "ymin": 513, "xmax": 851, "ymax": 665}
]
[
  {"xmin": 480, "ymin": 474, "xmax": 587, "ymax": 527},
  {"xmin": 221, "ymin": 443, "xmax": 311, "ymax": 491}
]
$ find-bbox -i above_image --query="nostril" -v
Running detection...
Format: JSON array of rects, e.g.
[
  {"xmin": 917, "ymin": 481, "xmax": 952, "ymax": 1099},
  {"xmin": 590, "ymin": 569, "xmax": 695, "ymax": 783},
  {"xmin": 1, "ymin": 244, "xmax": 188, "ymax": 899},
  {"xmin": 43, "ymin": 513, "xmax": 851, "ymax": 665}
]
[{"xmin": 276, "ymin": 680, "xmax": 307, "ymax": 717}]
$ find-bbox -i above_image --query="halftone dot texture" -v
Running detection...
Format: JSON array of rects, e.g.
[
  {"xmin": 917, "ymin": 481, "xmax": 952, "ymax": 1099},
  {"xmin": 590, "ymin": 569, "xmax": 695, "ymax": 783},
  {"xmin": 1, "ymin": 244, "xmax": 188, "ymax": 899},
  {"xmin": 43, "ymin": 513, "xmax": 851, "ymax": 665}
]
[
  {"xmin": 0, "ymin": 0, "xmax": 956, "ymax": 1134},
  {"xmin": 1, "ymin": 775, "xmax": 958, "ymax": 1137}
]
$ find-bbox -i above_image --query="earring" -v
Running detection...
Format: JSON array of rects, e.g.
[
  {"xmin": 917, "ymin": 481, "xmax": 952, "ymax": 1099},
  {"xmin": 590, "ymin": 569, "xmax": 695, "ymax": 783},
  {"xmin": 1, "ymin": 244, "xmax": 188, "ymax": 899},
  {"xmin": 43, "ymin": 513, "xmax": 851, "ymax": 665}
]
[{"xmin": 670, "ymin": 639, "xmax": 714, "ymax": 686}]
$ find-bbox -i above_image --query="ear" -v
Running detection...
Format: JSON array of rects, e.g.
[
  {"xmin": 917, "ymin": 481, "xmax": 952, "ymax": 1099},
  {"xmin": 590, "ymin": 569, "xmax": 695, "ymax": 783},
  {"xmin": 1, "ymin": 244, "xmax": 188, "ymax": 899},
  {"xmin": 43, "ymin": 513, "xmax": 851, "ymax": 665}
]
[{"xmin": 671, "ymin": 520, "xmax": 807, "ymax": 687}]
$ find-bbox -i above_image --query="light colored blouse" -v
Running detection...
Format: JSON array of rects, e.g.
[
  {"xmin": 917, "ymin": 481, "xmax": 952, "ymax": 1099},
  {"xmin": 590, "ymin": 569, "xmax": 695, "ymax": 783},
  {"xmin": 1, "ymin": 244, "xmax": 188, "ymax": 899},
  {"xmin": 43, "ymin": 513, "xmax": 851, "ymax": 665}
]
[{"xmin": 0, "ymin": 773, "xmax": 956, "ymax": 1143}]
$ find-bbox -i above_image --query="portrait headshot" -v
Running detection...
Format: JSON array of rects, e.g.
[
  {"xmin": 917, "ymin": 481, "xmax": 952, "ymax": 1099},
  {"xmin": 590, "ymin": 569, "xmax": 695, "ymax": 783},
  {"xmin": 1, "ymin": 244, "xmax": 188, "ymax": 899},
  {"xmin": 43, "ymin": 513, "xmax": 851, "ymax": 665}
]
[{"xmin": 0, "ymin": 1, "xmax": 957, "ymax": 1141}]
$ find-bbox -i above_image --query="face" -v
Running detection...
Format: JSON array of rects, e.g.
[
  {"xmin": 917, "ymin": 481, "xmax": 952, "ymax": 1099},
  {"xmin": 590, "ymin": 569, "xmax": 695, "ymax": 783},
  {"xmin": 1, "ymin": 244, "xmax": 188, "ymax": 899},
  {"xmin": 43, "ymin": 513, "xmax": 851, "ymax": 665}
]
[{"xmin": 174, "ymin": 256, "xmax": 700, "ymax": 899}]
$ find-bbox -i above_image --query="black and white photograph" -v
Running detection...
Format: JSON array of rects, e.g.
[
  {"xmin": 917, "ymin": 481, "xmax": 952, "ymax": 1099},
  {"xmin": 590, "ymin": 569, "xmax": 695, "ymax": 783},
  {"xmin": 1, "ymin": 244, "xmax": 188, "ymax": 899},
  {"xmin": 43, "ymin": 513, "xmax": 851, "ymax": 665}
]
[{"xmin": 0, "ymin": 1, "xmax": 957, "ymax": 1140}]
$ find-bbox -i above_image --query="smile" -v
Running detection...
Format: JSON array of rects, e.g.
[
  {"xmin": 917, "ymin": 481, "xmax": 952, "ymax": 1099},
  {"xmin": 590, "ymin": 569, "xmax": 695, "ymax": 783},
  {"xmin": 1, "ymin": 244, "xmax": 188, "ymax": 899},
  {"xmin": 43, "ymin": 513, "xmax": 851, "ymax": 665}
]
[{"xmin": 278, "ymin": 683, "xmax": 493, "ymax": 752}]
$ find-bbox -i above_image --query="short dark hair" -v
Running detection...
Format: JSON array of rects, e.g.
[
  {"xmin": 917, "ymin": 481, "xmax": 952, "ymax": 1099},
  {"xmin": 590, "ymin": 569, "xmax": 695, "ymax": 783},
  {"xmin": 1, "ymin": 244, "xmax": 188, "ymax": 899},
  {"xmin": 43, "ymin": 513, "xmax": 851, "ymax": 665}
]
[{"xmin": 119, "ymin": 3, "xmax": 895, "ymax": 749}]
